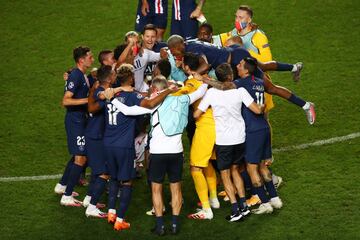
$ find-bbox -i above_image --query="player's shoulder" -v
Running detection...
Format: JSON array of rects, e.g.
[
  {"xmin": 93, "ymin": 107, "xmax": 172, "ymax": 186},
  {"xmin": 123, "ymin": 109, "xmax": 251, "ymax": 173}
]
[
  {"xmin": 253, "ymin": 29, "xmax": 269, "ymax": 42},
  {"xmin": 154, "ymin": 41, "xmax": 167, "ymax": 51},
  {"xmin": 68, "ymin": 68, "xmax": 83, "ymax": 80}
]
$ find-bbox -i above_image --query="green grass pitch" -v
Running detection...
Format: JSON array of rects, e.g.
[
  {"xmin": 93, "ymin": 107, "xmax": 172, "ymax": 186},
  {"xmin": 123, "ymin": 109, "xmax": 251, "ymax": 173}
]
[{"xmin": 0, "ymin": 0, "xmax": 359, "ymax": 239}]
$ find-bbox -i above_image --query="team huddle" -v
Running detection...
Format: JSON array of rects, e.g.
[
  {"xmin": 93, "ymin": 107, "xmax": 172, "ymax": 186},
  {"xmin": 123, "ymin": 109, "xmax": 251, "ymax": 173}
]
[{"xmin": 54, "ymin": 1, "xmax": 316, "ymax": 236}]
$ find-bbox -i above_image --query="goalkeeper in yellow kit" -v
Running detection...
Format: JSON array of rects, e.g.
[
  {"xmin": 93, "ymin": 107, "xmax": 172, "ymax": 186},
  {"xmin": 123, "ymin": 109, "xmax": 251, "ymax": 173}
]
[{"xmin": 172, "ymin": 52, "xmax": 219, "ymax": 220}]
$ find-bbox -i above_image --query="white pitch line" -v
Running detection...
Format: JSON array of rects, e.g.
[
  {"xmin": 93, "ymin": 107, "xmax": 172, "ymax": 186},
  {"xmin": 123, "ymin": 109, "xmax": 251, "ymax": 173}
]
[
  {"xmin": 0, "ymin": 174, "xmax": 62, "ymax": 182},
  {"xmin": 272, "ymin": 132, "xmax": 360, "ymax": 153},
  {"xmin": 1, "ymin": 132, "xmax": 359, "ymax": 183}
]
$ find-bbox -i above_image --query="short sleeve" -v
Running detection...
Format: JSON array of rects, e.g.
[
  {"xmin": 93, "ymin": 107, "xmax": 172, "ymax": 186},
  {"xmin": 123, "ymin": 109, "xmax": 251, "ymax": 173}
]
[
  {"xmin": 65, "ymin": 71, "xmax": 81, "ymax": 93},
  {"xmin": 233, "ymin": 79, "xmax": 245, "ymax": 89},
  {"xmin": 238, "ymin": 87, "xmax": 254, "ymax": 107},
  {"xmin": 197, "ymin": 89, "xmax": 212, "ymax": 112},
  {"xmin": 94, "ymin": 88, "xmax": 106, "ymax": 108}
]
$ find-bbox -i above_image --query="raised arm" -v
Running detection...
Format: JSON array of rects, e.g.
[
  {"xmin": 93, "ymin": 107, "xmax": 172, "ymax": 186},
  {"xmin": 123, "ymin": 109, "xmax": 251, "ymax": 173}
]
[
  {"xmin": 193, "ymin": 72, "xmax": 236, "ymax": 90},
  {"xmin": 140, "ymin": 85, "xmax": 178, "ymax": 109},
  {"xmin": 190, "ymin": 0, "xmax": 205, "ymax": 18}
]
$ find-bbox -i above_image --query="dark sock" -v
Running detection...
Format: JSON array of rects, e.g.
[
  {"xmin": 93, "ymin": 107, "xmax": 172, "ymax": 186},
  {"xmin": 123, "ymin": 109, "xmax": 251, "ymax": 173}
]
[
  {"xmin": 238, "ymin": 197, "xmax": 247, "ymax": 210},
  {"xmin": 64, "ymin": 163, "xmax": 83, "ymax": 196},
  {"xmin": 264, "ymin": 180, "xmax": 278, "ymax": 199},
  {"xmin": 117, "ymin": 185, "xmax": 133, "ymax": 218},
  {"xmin": 90, "ymin": 177, "xmax": 107, "ymax": 205},
  {"xmin": 240, "ymin": 171, "xmax": 252, "ymax": 190},
  {"xmin": 231, "ymin": 202, "xmax": 239, "ymax": 214},
  {"xmin": 146, "ymin": 169, "xmax": 152, "ymax": 193},
  {"xmin": 59, "ymin": 157, "xmax": 74, "ymax": 185},
  {"xmin": 172, "ymin": 215, "xmax": 179, "ymax": 226},
  {"xmin": 156, "ymin": 216, "xmax": 164, "ymax": 229},
  {"xmin": 86, "ymin": 174, "xmax": 97, "ymax": 196},
  {"xmin": 108, "ymin": 179, "xmax": 119, "ymax": 210},
  {"xmin": 276, "ymin": 62, "xmax": 293, "ymax": 71},
  {"xmin": 254, "ymin": 186, "xmax": 269, "ymax": 203},
  {"xmin": 288, "ymin": 93, "xmax": 306, "ymax": 108}
]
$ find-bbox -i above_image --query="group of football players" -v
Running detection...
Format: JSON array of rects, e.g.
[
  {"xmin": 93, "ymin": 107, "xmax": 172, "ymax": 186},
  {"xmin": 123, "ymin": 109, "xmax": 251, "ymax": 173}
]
[{"xmin": 54, "ymin": 2, "xmax": 316, "ymax": 236}]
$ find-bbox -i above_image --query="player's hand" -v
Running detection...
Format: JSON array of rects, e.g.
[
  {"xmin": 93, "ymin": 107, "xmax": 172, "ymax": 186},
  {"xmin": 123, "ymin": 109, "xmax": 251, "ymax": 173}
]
[
  {"xmin": 93, "ymin": 80, "xmax": 100, "ymax": 89},
  {"xmin": 160, "ymin": 48, "xmax": 168, "ymax": 59},
  {"xmin": 168, "ymin": 83, "xmax": 179, "ymax": 93},
  {"xmin": 63, "ymin": 72, "xmax": 69, "ymax": 81},
  {"xmin": 128, "ymin": 37, "xmax": 136, "ymax": 47},
  {"xmin": 104, "ymin": 88, "xmax": 115, "ymax": 100},
  {"xmin": 190, "ymin": 7, "xmax": 202, "ymax": 18},
  {"xmin": 141, "ymin": 0, "xmax": 150, "ymax": 16}
]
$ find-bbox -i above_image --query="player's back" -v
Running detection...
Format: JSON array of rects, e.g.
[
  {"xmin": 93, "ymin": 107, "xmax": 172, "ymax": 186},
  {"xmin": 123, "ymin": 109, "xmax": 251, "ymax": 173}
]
[
  {"xmin": 185, "ymin": 40, "xmax": 230, "ymax": 69},
  {"xmin": 103, "ymin": 91, "xmax": 143, "ymax": 148},
  {"xmin": 234, "ymin": 76, "xmax": 269, "ymax": 133},
  {"xmin": 202, "ymin": 88, "xmax": 247, "ymax": 145}
]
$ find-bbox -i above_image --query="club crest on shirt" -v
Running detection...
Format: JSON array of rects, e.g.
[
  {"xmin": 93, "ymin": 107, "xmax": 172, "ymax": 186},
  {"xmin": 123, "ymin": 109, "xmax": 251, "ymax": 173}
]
[
  {"xmin": 136, "ymin": 93, "xmax": 143, "ymax": 99},
  {"xmin": 68, "ymin": 81, "xmax": 74, "ymax": 89}
]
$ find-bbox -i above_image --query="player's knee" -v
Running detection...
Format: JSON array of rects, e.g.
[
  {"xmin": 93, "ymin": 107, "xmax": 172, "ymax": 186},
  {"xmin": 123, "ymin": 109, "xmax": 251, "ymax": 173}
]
[
  {"xmin": 74, "ymin": 155, "xmax": 87, "ymax": 166},
  {"xmin": 121, "ymin": 180, "xmax": 132, "ymax": 186},
  {"xmin": 252, "ymin": 180, "xmax": 262, "ymax": 188},
  {"xmin": 190, "ymin": 166, "xmax": 202, "ymax": 172},
  {"xmin": 260, "ymin": 171, "xmax": 272, "ymax": 182}
]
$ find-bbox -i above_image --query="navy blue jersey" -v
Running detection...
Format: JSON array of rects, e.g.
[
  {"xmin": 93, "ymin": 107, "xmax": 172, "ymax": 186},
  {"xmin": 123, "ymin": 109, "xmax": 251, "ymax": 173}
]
[
  {"xmin": 234, "ymin": 76, "xmax": 269, "ymax": 132},
  {"xmin": 64, "ymin": 68, "xmax": 89, "ymax": 113},
  {"xmin": 85, "ymin": 87, "xmax": 106, "ymax": 139},
  {"xmin": 172, "ymin": 0, "xmax": 196, "ymax": 20},
  {"xmin": 103, "ymin": 91, "xmax": 144, "ymax": 148},
  {"xmin": 153, "ymin": 42, "xmax": 168, "ymax": 53},
  {"xmin": 185, "ymin": 40, "xmax": 231, "ymax": 69},
  {"xmin": 87, "ymin": 74, "xmax": 96, "ymax": 88},
  {"xmin": 228, "ymin": 45, "xmax": 264, "ymax": 79}
]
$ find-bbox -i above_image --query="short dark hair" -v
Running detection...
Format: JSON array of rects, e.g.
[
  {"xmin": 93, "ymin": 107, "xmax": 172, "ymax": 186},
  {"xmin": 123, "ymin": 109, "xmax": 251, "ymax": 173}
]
[
  {"xmin": 215, "ymin": 63, "xmax": 233, "ymax": 82},
  {"xmin": 142, "ymin": 24, "xmax": 158, "ymax": 35},
  {"xmin": 183, "ymin": 52, "xmax": 200, "ymax": 71},
  {"xmin": 243, "ymin": 57, "xmax": 257, "ymax": 74},
  {"xmin": 199, "ymin": 23, "xmax": 213, "ymax": 34},
  {"xmin": 156, "ymin": 59, "xmax": 171, "ymax": 79},
  {"xmin": 73, "ymin": 46, "xmax": 90, "ymax": 63},
  {"xmin": 97, "ymin": 65, "xmax": 113, "ymax": 83},
  {"xmin": 113, "ymin": 44, "xmax": 128, "ymax": 61},
  {"xmin": 238, "ymin": 5, "xmax": 253, "ymax": 18},
  {"xmin": 98, "ymin": 50, "xmax": 112, "ymax": 65}
]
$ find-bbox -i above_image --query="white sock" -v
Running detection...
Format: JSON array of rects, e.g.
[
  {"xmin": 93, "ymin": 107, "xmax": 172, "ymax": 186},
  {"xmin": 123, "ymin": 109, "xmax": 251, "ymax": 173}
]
[
  {"xmin": 108, "ymin": 209, "xmax": 116, "ymax": 214},
  {"xmin": 116, "ymin": 217, "xmax": 124, "ymax": 222},
  {"xmin": 302, "ymin": 102, "xmax": 310, "ymax": 110},
  {"xmin": 291, "ymin": 64, "xmax": 298, "ymax": 72}
]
